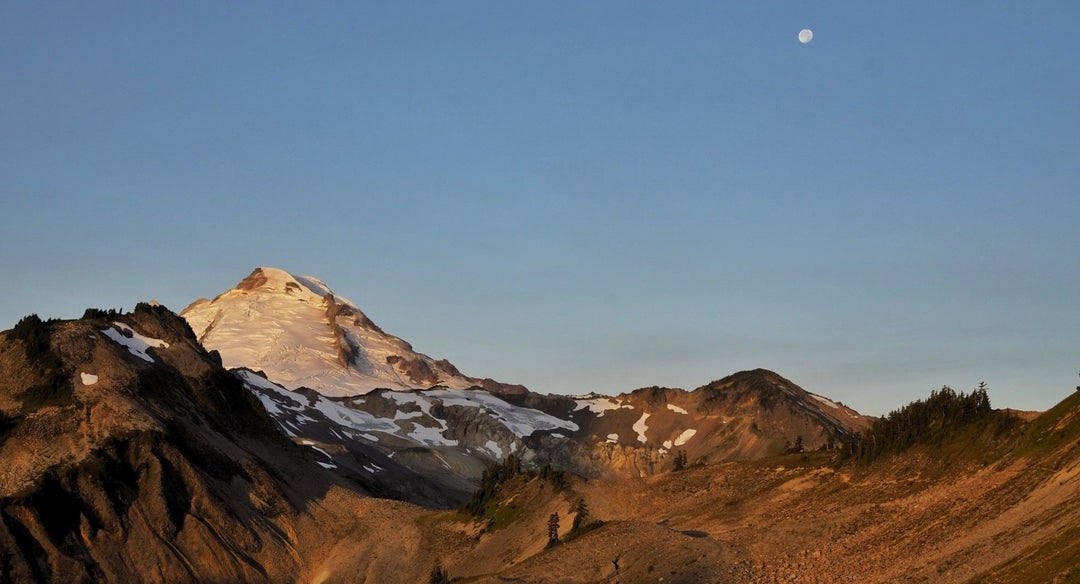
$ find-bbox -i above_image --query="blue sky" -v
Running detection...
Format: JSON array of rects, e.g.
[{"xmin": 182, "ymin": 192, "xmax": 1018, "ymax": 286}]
[{"xmin": 2, "ymin": 2, "xmax": 1077, "ymax": 415}]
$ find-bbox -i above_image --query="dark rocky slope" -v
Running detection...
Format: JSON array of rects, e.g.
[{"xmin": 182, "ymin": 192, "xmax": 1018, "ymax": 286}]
[{"xmin": 0, "ymin": 305, "xmax": 358, "ymax": 583}]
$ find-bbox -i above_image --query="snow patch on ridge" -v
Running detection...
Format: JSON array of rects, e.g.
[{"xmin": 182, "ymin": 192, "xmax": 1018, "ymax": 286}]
[
  {"xmin": 674, "ymin": 429, "xmax": 697, "ymax": 446},
  {"xmin": 238, "ymin": 369, "xmax": 575, "ymax": 452},
  {"xmin": 810, "ymin": 394, "xmax": 840, "ymax": 409},
  {"xmin": 101, "ymin": 323, "xmax": 169, "ymax": 363},
  {"xmin": 666, "ymin": 404, "xmax": 688, "ymax": 414},
  {"xmin": 485, "ymin": 440, "xmax": 504, "ymax": 459},
  {"xmin": 575, "ymin": 396, "xmax": 633, "ymax": 417},
  {"xmin": 80, "ymin": 372, "xmax": 98, "ymax": 386},
  {"xmin": 633, "ymin": 413, "xmax": 650, "ymax": 443},
  {"xmin": 395, "ymin": 389, "xmax": 579, "ymax": 438}
]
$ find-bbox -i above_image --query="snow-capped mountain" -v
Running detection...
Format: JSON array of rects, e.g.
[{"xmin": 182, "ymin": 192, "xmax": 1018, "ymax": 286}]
[
  {"xmin": 181, "ymin": 267, "xmax": 524, "ymax": 397},
  {"xmin": 179, "ymin": 268, "xmax": 872, "ymax": 505}
]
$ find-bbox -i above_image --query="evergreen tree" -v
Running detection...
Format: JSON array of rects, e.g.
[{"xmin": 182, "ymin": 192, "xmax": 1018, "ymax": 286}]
[
  {"xmin": 547, "ymin": 513, "xmax": 560, "ymax": 547},
  {"xmin": 11, "ymin": 314, "xmax": 53, "ymax": 363},
  {"xmin": 571, "ymin": 499, "xmax": 589, "ymax": 533},
  {"xmin": 538, "ymin": 463, "xmax": 568, "ymax": 491},
  {"xmin": 672, "ymin": 450, "xmax": 688, "ymax": 471}
]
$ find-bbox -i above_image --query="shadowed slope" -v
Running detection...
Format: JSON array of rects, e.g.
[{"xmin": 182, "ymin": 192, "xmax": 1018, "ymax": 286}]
[{"xmin": 0, "ymin": 306, "xmax": 355, "ymax": 582}]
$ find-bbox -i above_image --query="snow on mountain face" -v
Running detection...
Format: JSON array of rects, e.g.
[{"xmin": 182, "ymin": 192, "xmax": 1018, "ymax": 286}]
[
  {"xmin": 236, "ymin": 368, "xmax": 577, "ymax": 504},
  {"xmin": 239, "ymin": 369, "xmax": 577, "ymax": 448},
  {"xmin": 181, "ymin": 267, "xmax": 481, "ymax": 396}
]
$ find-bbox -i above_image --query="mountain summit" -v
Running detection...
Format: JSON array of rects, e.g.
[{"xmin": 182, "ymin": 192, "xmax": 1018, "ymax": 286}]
[{"xmin": 181, "ymin": 267, "xmax": 524, "ymax": 397}]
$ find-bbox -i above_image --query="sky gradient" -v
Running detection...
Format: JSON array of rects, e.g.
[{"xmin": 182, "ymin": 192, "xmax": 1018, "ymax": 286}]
[{"xmin": 2, "ymin": 2, "xmax": 1078, "ymax": 416}]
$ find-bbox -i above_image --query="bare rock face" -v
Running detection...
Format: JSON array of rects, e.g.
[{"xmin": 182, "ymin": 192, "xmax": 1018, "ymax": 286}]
[
  {"xmin": 234, "ymin": 269, "xmax": 269, "ymax": 292},
  {"xmin": 385, "ymin": 355, "xmax": 439, "ymax": 387},
  {"xmin": 0, "ymin": 305, "xmax": 365, "ymax": 583},
  {"xmin": 477, "ymin": 377, "xmax": 529, "ymax": 396}
]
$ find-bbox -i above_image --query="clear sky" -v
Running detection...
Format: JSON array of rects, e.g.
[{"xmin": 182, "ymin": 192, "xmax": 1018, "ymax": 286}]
[{"xmin": 2, "ymin": 2, "xmax": 1077, "ymax": 415}]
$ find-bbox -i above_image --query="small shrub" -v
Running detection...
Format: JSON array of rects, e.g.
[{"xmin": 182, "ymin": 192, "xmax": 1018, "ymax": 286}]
[
  {"xmin": 785, "ymin": 436, "xmax": 805, "ymax": 454},
  {"xmin": 0, "ymin": 410, "xmax": 17, "ymax": 441},
  {"xmin": 429, "ymin": 564, "xmax": 451, "ymax": 584}
]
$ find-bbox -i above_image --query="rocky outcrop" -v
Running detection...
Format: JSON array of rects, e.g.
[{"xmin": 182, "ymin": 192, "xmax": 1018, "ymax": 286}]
[
  {"xmin": 385, "ymin": 355, "xmax": 439, "ymax": 386},
  {"xmin": 0, "ymin": 305, "xmax": 367, "ymax": 583}
]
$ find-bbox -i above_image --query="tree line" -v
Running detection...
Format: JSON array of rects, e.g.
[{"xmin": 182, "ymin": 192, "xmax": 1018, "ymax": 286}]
[
  {"xmin": 844, "ymin": 383, "xmax": 1011, "ymax": 464},
  {"xmin": 460, "ymin": 455, "xmax": 567, "ymax": 518}
]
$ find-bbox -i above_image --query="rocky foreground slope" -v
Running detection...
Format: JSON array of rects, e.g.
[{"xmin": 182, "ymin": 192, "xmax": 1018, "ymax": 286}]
[{"xmin": 0, "ymin": 306, "xmax": 450, "ymax": 583}]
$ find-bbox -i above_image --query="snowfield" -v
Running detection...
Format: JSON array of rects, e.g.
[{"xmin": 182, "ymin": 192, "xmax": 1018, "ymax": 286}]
[
  {"xmin": 238, "ymin": 369, "xmax": 577, "ymax": 451},
  {"xmin": 239, "ymin": 369, "xmax": 399, "ymax": 438},
  {"xmin": 181, "ymin": 267, "xmax": 480, "ymax": 396}
]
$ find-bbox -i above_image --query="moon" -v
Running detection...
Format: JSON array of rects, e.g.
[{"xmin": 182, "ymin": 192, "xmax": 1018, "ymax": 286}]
[{"xmin": 798, "ymin": 29, "xmax": 814, "ymax": 44}]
